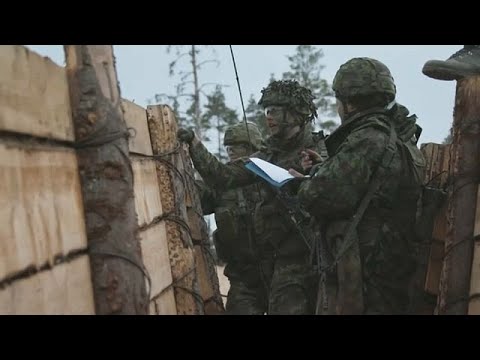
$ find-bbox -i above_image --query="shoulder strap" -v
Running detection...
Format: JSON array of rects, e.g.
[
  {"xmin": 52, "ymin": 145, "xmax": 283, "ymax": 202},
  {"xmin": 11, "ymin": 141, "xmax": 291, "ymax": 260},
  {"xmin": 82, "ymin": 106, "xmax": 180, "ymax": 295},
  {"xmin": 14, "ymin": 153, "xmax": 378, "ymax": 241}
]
[
  {"xmin": 332, "ymin": 123, "xmax": 398, "ymax": 266},
  {"xmin": 236, "ymin": 188, "xmax": 248, "ymax": 214}
]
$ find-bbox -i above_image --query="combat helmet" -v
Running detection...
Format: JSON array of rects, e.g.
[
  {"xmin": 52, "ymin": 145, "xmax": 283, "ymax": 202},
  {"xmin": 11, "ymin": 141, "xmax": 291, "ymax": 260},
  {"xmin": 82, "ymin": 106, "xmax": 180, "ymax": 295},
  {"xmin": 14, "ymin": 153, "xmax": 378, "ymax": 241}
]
[
  {"xmin": 258, "ymin": 80, "xmax": 318, "ymax": 123},
  {"xmin": 223, "ymin": 122, "xmax": 263, "ymax": 151},
  {"xmin": 332, "ymin": 57, "xmax": 396, "ymax": 102}
]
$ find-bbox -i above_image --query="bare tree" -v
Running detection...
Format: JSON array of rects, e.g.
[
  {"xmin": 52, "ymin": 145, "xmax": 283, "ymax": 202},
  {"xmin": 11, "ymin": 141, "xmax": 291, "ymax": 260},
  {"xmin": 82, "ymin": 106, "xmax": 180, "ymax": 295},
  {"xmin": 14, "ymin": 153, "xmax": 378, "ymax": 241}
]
[{"xmin": 153, "ymin": 46, "xmax": 230, "ymax": 141}]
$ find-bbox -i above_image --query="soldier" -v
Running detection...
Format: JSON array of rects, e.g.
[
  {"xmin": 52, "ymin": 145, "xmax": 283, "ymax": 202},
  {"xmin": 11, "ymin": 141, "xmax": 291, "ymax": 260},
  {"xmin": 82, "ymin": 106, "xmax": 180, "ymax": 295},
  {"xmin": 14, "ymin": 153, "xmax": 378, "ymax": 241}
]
[
  {"xmin": 178, "ymin": 80, "xmax": 328, "ymax": 315},
  {"xmin": 196, "ymin": 122, "xmax": 271, "ymax": 315},
  {"xmin": 422, "ymin": 45, "xmax": 480, "ymax": 81},
  {"xmin": 290, "ymin": 57, "xmax": 426, "ymax": 314}
]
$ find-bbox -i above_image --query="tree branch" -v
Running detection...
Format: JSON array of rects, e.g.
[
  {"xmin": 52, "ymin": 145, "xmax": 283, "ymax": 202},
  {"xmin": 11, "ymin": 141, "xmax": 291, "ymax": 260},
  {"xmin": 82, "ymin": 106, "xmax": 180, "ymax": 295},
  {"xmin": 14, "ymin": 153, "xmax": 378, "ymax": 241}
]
[
  {"xmin": 199, "ymin": 83, "xmax": 230, "ymax": 90},
  {"xmin": 197, "ymin": 59, "xmax": 220, "ymax": 68}
]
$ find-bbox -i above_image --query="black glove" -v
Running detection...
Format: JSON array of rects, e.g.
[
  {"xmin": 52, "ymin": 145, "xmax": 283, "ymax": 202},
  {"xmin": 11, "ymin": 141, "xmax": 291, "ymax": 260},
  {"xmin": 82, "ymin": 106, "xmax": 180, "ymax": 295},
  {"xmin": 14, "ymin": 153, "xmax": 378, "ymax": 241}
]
[{"xmin": 177, "ymin": 128, "xmax": 195, "ymax": 144}]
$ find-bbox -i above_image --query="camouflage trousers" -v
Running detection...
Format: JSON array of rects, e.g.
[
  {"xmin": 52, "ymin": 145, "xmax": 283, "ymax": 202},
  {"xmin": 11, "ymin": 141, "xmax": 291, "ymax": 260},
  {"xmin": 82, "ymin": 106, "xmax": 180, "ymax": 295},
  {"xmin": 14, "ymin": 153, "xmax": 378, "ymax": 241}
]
[
  {"xmin": 226, "ymin": 279, "xmax": 269, "ymax": 315},
  {"xmin": 318, "ymin": 271, "xmax": 413, "ymax": 315},
  {"xmin": 268, "ymin": 258, "xmax": 317, "ymax": 315},
  {"xmin": 224, "ymin": 260, "xmax": 272, "ymax": 315},
  {"xmin": 225, "ymin": 260, "xmax": 316, "ymax": 315},
  {"xmin": 317, "ymin": 248, "xmax": 414, "ymax": 315}
]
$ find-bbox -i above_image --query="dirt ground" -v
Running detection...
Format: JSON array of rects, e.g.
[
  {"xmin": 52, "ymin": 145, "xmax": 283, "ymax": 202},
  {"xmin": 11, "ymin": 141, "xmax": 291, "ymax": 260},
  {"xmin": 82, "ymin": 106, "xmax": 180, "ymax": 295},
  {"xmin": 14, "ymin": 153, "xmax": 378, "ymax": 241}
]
[{"xmin": 215, "ymin": 265, "xmax": 230, "ymax": 306}]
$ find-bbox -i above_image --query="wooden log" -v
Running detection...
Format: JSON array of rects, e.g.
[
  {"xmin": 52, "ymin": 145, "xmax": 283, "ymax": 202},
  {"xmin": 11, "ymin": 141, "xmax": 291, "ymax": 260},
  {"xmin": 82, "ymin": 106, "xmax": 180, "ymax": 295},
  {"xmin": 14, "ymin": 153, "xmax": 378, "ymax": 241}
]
[
  {"xmin": 150, "ymin": 289, "xmax": 177, "ymax": 315},
  {"xmin": 419, "ymin": 143, "xmax": 451, "ymax": 297},
  {"xmin": 147, "ymin": 104, "xmax": 203, "ymax": 315},
  {"xmin": 0, "ymin": 45, "xmax": 74, "ymax": 141},
  {"xmin": 122, "ymin": 99, "xmax": 153, "ymax": 156},
  {"xmin": 132, "ymin": 158, "xmax": 163, "ymax": 226},
  {"xmin": 468, "ymin": 185, "xmax": 480, "ymax": 314},
  {"xmin": 405, "ymin": 143, "xmax": 450, "ymax": 314},
  {"xmin": 181, "ymin": 142, "xmax": 224, "ymax": 314},
  {"xmin": 437, "ymin": 76, "xmax": 480, "ymax": 315},
  {"xmin": 131, "ymin": 157, "xmax": 177, "ymax": 314},
  {"xmin": 140, "ymin": 224, "xmax": 177, "ymax": 314},
  {"xmin": 0, "ymin": 256, "xmax": 95, "ymax": 315},
  {"xmin": 0, "ymin": 141, "xmax": 88, "ymax": 281},
  {"xmin": 64, "ymin": 45, "xmax": 148, "ymax": 315}
]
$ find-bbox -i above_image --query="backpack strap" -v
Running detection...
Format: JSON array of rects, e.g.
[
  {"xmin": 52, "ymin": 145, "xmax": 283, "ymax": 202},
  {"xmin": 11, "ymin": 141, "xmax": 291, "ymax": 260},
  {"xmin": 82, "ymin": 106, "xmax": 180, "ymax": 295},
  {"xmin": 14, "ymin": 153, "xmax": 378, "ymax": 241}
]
[{"xmin": 236, "ymin": 188, "xmax": 247, "ymax": 214}]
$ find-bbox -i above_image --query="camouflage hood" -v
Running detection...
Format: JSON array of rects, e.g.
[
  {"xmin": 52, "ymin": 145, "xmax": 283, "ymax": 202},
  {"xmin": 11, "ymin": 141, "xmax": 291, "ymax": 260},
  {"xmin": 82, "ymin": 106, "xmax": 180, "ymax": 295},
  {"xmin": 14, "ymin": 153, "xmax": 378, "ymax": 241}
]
[
  {"xmin": 388, "ymin": 103, "xmax": 422, "ymax": 143},
  {"xmin": 325, "ymin": 103, "xmax": 421, "ymax": 155}
]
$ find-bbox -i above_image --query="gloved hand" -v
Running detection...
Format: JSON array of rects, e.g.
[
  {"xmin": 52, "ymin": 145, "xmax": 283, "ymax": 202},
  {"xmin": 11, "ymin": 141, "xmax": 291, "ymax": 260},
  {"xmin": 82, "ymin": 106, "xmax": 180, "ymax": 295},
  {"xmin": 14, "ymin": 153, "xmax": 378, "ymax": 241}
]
[
  {"xmin": 300, "ymin": 149, "xmax": 323, "ymax": 172},
  {"xmin": 177, "ymin": 128, "xmax": 195, "ymax": 144}
]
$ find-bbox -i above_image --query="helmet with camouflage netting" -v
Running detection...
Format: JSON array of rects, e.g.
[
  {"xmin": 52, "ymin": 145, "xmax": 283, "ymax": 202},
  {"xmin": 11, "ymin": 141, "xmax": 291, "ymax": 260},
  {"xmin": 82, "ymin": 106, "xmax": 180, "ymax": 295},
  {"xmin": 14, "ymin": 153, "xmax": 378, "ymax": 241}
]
[
  {"xmin": 332, "ymin": 57, "xmax": 396, "ymax": 102},
  {"xmin": 258, "ymin": 80, "xmax": 318, "ymax": 123},
  {"xmin": 223, "ymin": 122, "xmax": 263, "ymax": 151}
]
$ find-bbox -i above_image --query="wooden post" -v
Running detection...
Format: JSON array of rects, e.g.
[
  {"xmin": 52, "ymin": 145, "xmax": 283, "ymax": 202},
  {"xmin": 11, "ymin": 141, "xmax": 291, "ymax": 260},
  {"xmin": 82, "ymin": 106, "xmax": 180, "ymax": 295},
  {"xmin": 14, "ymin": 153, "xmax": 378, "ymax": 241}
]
[
  {"xmin": 469, "ymin": 185, "xmax": 480, "ymax": 314},
  {"xmin": 182, "ymin": 147, "xmax": 225, "ymax": 314},
  {"xmin": 64, "ymin": 45, "xmax": 148, "ymax": 315},
  {"xmin": 408, "ymin": 143, "xmax": 451, "ymax": 314},
  {"xmin": 437, "ymin": 76, "xmax": 480, "ymax": 315},
  {"xmin": 146, "ymin": 105, "xmax": 203, "ymax": 315}
]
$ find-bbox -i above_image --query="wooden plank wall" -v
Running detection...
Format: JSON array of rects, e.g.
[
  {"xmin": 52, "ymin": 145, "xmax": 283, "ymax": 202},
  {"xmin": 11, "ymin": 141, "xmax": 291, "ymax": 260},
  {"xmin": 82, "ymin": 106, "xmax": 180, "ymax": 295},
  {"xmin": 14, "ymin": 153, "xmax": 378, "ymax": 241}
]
[
  {"xmin": 146, "ymin": 105, "xmax": 203, "ymax": 315},
  {"xmin": 123, "ymin": 99, "xmax": 176, "ymax": 314},
  {"xmin": 420, "ymin": 143, "xmax": 451, "ymax": 296},
  {"xmin": 0, "ymin": 45, "xmax": 95, "ymax": 314},
  {"xmin": 468, "ymin": 185, "xmax": 480, "ymax": 314},
  {"xmin": 0, "ymin": 45, "xmax": 74, "ymax": 141},
  {"xmin": 178, "ymin": 116, "xmax": 224, "ymax": 314},
  {"xmin": 0, "ymin": 45, "xmax": 219, "ymax": 315}
]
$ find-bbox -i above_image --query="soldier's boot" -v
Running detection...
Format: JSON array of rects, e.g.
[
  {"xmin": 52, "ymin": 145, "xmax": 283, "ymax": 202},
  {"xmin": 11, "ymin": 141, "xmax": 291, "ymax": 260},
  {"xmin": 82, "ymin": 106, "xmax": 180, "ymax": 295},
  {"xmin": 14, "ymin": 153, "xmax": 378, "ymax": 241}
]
[{"xmin": 422, "ymin": 45, "xmax": 480, "ymax": 81}]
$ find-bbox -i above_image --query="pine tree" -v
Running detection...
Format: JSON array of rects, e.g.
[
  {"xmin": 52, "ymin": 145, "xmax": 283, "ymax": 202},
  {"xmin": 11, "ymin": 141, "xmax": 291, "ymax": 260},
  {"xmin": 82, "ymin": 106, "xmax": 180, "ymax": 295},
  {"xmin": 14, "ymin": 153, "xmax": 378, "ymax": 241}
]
[
  {"xmin": 245, "ymin": 95, "xmax": 268, "ymax": 138},
  {"xmin": 202, "ymin": 85, "xmax": 239, "ymax": 162},
  {"xmin": 152, "ymin": 45, "xmax": 228, "ymax": 141},
  {"xmin": 282, "ymin": 45, "xmax": 338, "ymax": 133}
]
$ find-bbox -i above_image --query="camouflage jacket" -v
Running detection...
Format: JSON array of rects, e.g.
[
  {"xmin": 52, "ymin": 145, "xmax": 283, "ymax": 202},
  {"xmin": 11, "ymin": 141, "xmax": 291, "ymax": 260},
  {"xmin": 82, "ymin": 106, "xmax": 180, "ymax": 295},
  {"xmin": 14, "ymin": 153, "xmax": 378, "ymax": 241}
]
[
  {"xmin": 297, "ymin": 105, "xmax": 426, "ymax": 313},
  {"xmin": 190, "ymin": 128, "xmax": 328, "ymax": 259},
  {"xmin": 196, "ymin": 177, "xmax": 262, "ymax": 264}
]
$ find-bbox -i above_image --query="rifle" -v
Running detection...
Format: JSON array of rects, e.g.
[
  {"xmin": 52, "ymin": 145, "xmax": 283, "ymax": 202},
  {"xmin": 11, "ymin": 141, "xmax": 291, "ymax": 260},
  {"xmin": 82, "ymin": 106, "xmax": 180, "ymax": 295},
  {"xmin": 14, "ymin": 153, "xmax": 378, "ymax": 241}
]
[{"xmin": 271, "ymin": 184, "xmax": 314, "ymax": 253}]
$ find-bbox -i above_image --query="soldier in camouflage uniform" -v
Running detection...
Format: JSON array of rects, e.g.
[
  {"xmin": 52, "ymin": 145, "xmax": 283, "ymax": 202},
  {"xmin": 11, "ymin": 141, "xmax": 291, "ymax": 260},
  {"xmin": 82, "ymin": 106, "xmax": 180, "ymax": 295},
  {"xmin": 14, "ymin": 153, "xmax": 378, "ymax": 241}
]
[
  {"xmin": 196, "ymin": 122, "xmax": 272, "ymax": 315},
  {"xmin": 178, "ymin": 80, "xmax": 328, "ymax": 315},
  {"xmin": 291, "ymin": 58, "xmax": 426, "ymax": 314}
]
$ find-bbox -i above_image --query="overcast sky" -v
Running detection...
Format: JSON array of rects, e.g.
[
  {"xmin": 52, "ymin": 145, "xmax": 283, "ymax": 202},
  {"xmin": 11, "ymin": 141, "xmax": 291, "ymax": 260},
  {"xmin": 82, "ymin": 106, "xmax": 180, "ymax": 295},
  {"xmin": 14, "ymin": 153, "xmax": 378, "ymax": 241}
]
[{"xmin": 26, "ymin": 45, "xmax": 460, "ymax": 146}]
